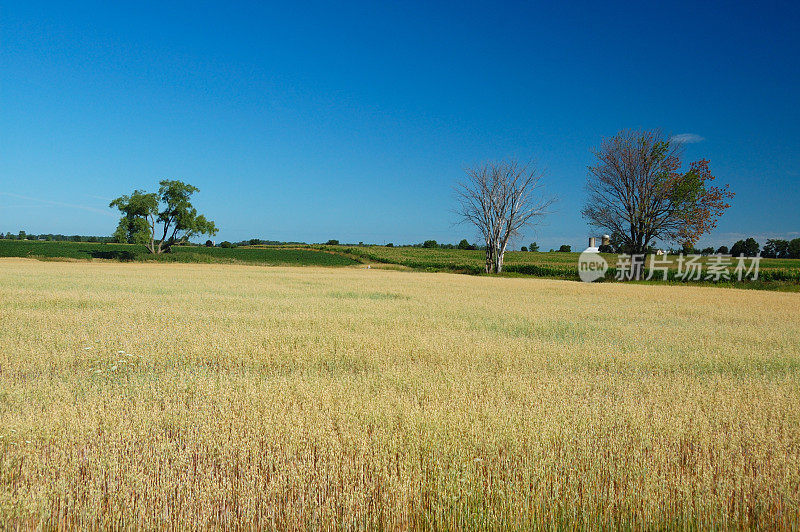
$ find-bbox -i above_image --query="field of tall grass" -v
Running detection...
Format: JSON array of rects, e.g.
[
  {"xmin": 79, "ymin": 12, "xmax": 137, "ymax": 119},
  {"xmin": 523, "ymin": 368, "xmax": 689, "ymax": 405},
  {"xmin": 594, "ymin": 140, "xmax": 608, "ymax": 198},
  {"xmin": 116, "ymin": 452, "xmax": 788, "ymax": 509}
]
[{"xmin": 1, "ymin": 258, "xmax": 799, "ymax": 528}]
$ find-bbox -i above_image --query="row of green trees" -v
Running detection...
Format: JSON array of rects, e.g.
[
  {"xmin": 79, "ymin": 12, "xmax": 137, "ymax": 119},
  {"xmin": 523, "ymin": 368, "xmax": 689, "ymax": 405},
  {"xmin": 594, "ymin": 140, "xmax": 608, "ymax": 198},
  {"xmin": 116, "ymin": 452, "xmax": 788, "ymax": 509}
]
[
  {"xmin": 598, "ymin": 235, "xmax": 800, "ymax": 258},
  {"xmin": 725, "ymin": 237, "xmax": 800, "ymax": 258},
  {"xmin": 5, "ymin": 226, "xmax": 796, "ymax": 260},
  {"xmin": 669, "ymin": 237, "xmax": 800, "ymax": 258},
  {"xmin": 324, "ymin": 239, "xmax": 563, "ymax": 253},
  {"xmin": 0, "ymin": 232, "xmax": 114, "ymax": 242},
  {"xmin": 760, "ymin": 238, "xmax": 800, "ymax": 258}
]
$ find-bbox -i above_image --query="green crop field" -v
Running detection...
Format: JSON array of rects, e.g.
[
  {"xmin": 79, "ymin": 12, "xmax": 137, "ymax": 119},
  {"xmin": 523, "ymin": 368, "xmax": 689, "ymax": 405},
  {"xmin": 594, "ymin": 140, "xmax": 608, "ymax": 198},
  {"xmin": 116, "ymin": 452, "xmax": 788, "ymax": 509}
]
[
  {"xmin": 0, "ymin": 240, "xmax": 358, "ymax": 267},
  {"xmin": 3, "ymin": 240, "xmax": 799, "ymax": 288},
  {"xmin": 314, "ymin": 245, "xmax": 800, "ymax": 285}
]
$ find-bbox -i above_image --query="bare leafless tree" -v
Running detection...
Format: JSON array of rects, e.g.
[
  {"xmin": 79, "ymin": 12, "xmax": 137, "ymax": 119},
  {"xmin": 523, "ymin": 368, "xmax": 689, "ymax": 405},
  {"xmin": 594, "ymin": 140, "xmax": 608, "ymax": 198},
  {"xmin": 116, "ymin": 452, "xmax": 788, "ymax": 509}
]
[{"xmin": 456, "ymin": 161, "xmax": 554, "ymax": 273}]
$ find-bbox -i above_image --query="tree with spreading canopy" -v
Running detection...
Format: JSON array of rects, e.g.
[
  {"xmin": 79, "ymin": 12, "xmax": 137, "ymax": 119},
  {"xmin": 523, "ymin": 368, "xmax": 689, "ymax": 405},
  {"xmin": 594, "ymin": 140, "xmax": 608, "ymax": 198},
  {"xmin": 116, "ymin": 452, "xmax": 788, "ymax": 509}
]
[
  {"xmin": 582, "ymin": 129, "xmax": 733, "ymax": 276},
  {"xmin": 789, "ymin": 238, "xmax": 800, "ymax": 259},
  {"xmin": 455, "ymin": 160, "xmax": 554, "ymax": 273},
  {"xmin": 730, "ymin": 238, "xmax": 760, "ymax": 258},
  {"xmin": 110, "ymin": 180, "xmax": 217, "ymax": 254},
  {"xmin": 457, "ymin": 238, "xmax": 474, "ymax": 250},
  {"xmin": 762, "ymin": 239, "xmax": 790, "ymax": 258}
]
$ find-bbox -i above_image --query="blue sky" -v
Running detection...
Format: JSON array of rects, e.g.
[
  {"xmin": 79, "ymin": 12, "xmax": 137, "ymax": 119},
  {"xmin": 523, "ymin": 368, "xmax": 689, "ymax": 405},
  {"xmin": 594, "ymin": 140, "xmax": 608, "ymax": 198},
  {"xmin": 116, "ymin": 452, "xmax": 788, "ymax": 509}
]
[{"xmin": 2, "ymin": 1, "xmax": 798, "ymax": 249}]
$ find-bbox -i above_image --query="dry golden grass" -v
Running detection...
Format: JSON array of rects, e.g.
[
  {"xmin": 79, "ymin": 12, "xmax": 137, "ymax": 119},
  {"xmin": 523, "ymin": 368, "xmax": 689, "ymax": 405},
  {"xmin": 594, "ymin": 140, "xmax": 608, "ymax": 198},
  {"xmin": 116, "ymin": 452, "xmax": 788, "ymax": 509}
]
[{"xmin": 1, "ymin": 258, "xmax": 799, "ymax": 529}]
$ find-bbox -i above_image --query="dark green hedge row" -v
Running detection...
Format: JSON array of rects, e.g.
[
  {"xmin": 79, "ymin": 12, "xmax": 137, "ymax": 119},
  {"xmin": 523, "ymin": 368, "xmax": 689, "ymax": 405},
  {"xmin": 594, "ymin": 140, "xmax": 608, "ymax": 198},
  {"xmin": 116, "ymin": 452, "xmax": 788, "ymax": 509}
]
[{"xmin": 0, "ymin": 240, "xmax": 359, "ymax": 267}]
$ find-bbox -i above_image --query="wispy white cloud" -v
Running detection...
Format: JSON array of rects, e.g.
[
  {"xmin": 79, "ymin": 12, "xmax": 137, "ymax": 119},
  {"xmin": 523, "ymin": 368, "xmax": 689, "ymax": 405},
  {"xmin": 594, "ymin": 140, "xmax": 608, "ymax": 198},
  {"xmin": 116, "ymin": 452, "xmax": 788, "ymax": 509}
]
[
  {"xmin": 85, "ymin": 194, "xmax": 114, "ymax": 202},
  {"xmin": 670, "ymin": 133, "xmax": 705, "ymax": 144},
  {"xmin": 0, "ymin": 192, "xmax": 114, "ymax": 216}
]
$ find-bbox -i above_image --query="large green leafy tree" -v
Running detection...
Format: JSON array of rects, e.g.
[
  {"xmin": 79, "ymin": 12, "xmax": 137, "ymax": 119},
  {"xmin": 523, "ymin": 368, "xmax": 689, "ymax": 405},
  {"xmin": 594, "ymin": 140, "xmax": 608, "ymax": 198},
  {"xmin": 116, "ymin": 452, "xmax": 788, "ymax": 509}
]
[
  {"xmin": 110, "ymin": 180, "xmax": 218, "ymax": 254},
  {"xmin": 789, "ymin": 238, "xmax": 800, "ymax": 259},
  {"xmin": 762, "ymin": 239, "xmax": 789, "ymax": 258},
  {"xmin": 730, "ymin": 238, "xmax": 760, "ymax": 257}
]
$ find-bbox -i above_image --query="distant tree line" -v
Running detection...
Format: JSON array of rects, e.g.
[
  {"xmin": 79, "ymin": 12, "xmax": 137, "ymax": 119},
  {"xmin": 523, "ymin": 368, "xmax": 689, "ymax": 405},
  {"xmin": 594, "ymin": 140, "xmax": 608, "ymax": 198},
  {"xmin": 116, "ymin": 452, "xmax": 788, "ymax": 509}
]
[
  {"xmin": 723, "ymin": 237, "xmax": 800, "ymax": 258},
  {"xmin": 418, "ymin": 239, "xmax": 479, "ymax": 250},
  {"xmin": 760, "ymin": 238, "xmax": 800, "ymax": 258},
  {"xmin": 667, "ymin": 237, "xmax": 800, "ymax": 258},
  {"xmin": 321, "ymin": 238, "xmax": 482, "ymax": 250},
  {"xmin": 0, "ymin": 231, "xmax": 115, "ymax": 243},
  {"xmin": 213, "ymin": 239, "xmax": 309, "ymax": 248},
  {"xmin": 318, "ymin": 239, "xmax": 573, "ymax": 254},
  {"xmin": 594, "ymin": 234, "xmax": 800, "ymax": 258},
  {"xmin": 6, "ymin": 230, "xmax": 797, "ymax": 260},
  {"xmin": 242, "ymin": 238, "xmax": 306, "ymax": 246}
]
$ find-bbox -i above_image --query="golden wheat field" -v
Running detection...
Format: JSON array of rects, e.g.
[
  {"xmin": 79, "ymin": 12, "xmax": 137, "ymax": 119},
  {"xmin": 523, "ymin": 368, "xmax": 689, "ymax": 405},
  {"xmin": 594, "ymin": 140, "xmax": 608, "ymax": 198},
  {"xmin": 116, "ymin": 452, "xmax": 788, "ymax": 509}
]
[{"xmin": 1, "ymin": 258, "xmax": 799, "ymax": 529}]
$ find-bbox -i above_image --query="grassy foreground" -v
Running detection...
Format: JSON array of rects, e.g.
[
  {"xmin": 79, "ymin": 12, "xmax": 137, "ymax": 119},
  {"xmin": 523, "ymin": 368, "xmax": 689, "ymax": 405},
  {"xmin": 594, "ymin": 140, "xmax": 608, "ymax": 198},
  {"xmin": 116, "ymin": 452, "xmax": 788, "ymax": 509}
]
[{"xmin": 1, "ymin": 259, "xmax": 799, "ymax": 528}]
